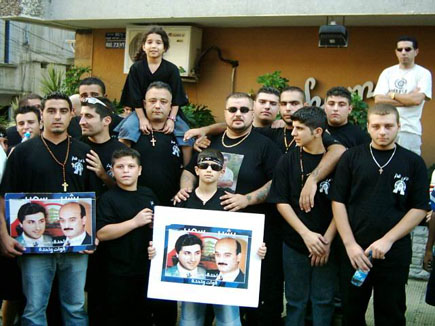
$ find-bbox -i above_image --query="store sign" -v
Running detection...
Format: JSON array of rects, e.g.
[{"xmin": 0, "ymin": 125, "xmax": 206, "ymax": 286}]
[
  {"xmin": 105, "ymin": 32, "xmax": 125, "ymax": 49},
  {"xmin": 304, "ymin": 77, "xmax": 375, "ymax": 106}
]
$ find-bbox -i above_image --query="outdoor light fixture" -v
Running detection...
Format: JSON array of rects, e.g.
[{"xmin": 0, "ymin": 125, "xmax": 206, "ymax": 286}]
[{"xmin": 318, "ymin": 21, "xmax": 348, "ymax": 48}]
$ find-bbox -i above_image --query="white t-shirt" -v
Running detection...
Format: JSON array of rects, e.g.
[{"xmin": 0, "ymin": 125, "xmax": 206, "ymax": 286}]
[
  {"xmin": 373, "ymin": 64, "xmax": 432, "ymax": 135},
  {"xmin": 0, "ymin": 149, "xmax": 7, "ymax": 182}
]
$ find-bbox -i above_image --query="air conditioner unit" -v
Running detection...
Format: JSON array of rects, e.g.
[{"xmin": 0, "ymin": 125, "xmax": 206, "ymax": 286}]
[{"xmin": 124, "ymin": 25, "xmax": 202, "ymax": 79}]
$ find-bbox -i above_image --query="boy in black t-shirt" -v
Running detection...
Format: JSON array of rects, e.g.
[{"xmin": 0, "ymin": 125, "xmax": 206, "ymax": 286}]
[
  {"xmin": 330, "ymin": 104, "xmax": 429, "ymax": 325},
  {"xmin": 268, "ymin": 106, "xmax": 338, "ymax": 326},
  {"xmin": 96, "ymin": 148, "xmax": 157, "ymax": 326}
]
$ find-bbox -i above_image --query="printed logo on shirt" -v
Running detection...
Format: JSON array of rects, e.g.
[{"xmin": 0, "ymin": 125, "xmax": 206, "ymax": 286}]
[
  {"xmin": 171, "ymin": 140, "xmax": 181, "ymax": 157},
  {"xmin": 393, "ymin": 78, "xmax": 407, "ymax": 94},
  {"xmin": 71, "ymin": 156, "xmax": 85, "ymax": 176},
  {"xmin": 319, "ymin": 179, "xmax": 332, "ymax": 195},
  {"xmin": 106, "ymin": 163, "xmax": 113, "ymax": 177},
  {"xmin": 393, "ymin": 174, "xmax": 409, "ymax": 196}
]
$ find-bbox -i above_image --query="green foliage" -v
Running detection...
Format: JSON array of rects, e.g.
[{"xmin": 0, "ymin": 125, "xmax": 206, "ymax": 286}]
[
  {"xmin": 349, "ymin": 92, "xmax": 368, "ymax": 130},
  {"xmin": 40, "ymin": 65, "xmax": 65, "ymax": 95},
  {"xmin": 40, "ymin": 65, "xmax": 91, "ymax": 96},
  {"xmin": 181, "ymin": 103, "xmax": 216, "ymax": 128},
  {"xmin": 257, "ymin": 71, "xmax": 289, "ymax": 92},
  {"xmin": 111, "ymin": 99, "xmax": 125, "ymax": 115},
  {"xmin": 64, "ymin": 66, "xmax": 91, "ymax": 96}
]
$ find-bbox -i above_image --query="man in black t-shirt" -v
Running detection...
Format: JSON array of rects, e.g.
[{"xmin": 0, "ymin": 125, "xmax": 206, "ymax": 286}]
[
  {"xmin": 330, "ymin": 104, "xmax": 429, "ymax": 325},
  {"xmin": 97, "ymin": 148, "xmax": 157, "ymax": 326},
  {"xmin": 0, "ymin": 92, "xmax": 94, "ymax": 326},
  {"xmin": 324, "ymin": 87, "xmax": 370, "ymax": 148},
  {"xmin": 268, "ymin": 106, "xmax": 338, "ymax": 325},
  {"xmin": 132, "ymin": 81, "xmax": 185, "ymax": 207}
]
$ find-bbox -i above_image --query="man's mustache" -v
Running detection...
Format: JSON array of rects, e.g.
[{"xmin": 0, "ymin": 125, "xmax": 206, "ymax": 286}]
[{"xmin": 63, "ymin": 228, "xmax": 74, "ymax": 231}]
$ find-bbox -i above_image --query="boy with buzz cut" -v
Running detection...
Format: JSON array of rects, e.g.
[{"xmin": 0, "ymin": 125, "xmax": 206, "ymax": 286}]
[
  {"xmin": 268, "ymin": 106, "xmax": 338, "ymax": 326},
  {"xmin": 96, "ymin": 147, "xmax": 158, "ymax": 326}
]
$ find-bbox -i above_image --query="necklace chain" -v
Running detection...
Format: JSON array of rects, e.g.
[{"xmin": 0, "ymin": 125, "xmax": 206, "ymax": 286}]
[
  {"xmin": 283, "ymin": 127, "xmax": 295, "ymax": 153},
  {"xmin": 369, "ymin": 143, "xmax": 397, "ymax": 175},
  {"xmin": 221, "ymin": 129, "xmax": 251, "ymax": 148},
  {"xmin": 40, "ymin": 135, "xmax": 71, "ymax": 191}
]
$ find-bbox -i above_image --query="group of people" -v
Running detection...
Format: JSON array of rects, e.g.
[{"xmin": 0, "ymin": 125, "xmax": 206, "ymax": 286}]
[{"xmin": 0, "ymin": 24, "xmax": 432, "ymax": 326}]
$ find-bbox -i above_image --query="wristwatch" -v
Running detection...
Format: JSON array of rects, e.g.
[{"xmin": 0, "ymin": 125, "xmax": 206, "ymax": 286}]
[{"xmin": 389, "ymin": 92, "xmax": 395, "ymax": 100}]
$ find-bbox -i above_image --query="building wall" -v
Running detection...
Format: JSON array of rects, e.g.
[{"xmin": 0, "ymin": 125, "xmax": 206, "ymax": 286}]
[{"xmin": 79, "ymin": 26, "xmax": 435, "ymax": 165}]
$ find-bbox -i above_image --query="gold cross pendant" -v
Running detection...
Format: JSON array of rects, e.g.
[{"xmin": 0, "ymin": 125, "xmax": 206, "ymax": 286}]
[
  {"xmin": 150, "ymin": 137, "xmax": 156, "ymax": 147},
  {"xmin": 62, "ymin": 182, "xmax": 69, "ymax": 192}
]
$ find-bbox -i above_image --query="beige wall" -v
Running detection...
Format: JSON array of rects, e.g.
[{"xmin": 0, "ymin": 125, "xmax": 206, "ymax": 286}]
[{"xmin": 76, "ymin": 26, "xmax": 435, "ymax": 165}]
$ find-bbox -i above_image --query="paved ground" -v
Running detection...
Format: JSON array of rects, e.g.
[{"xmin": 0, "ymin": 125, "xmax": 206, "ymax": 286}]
[{"xmin": 1, "ymin": 279, "xmax": 434, "ymax": 325}]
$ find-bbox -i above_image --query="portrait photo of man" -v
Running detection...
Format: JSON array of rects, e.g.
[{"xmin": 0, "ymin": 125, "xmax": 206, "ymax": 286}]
[
  {"xmin": 57, "ymin": 202, "xmax": 92, "ymax": 246},
  {"xmin": 15, "ymin": 202, "xmax": 52, "ymax": 247},
  {"xmin": 215, "ymin": 237, "xmax": 246, "ymax": 284}
]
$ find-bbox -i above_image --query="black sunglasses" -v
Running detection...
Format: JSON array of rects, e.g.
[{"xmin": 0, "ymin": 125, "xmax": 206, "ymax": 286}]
[
  {"xmin": 197, "ymin": 162, "xmax": 223, "ymax": 171},
  {"xmin": 396, "ymin": 47, "xmax": 413, "ymax": 53},
  {"xmin": 226, "ymin": 106, "xmax": 251, "ymax": 114}
]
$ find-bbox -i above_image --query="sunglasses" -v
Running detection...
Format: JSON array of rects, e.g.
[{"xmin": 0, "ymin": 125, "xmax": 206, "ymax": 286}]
[
  {"xmin": 197, "ymin": 162, "xmax": 223, "ymax": 171},
  {"xmin": 396, "ymin": 47, "xmax": 413, "ymax": 53},
  {"xmin": 226, "ymin": 106, "xmax": 251, "ymax": 114},
  {"xmin": 82, "ymin": 97, "xmax": 107, "ymax": 107}
]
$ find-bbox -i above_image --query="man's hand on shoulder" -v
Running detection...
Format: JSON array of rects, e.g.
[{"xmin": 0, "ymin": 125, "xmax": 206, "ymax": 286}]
[
  {"xmin": 172, "ymin": 188, "xmax": 192, "ymax": 205},
  {"xmin": 220, "ymin": 191, "xmax": 249, "ymax": 212}
]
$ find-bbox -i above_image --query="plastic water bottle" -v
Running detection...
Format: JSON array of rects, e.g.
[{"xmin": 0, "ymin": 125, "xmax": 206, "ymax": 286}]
[
  {"xmin": 351, "ymin": 252, "xmax": 372, "ymax": 287},
  {"xmin": 21, "ymin": 131, "xmax": 31, "ymax": 142}
]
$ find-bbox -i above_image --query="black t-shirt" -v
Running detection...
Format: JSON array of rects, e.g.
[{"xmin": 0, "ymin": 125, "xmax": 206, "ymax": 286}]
[
  {"xmin": 268, "ymin": 147, "xmax": 334, "ymax": 254},
  {"xmin": 327, "ymin": 123, "xmax": 370, "ymax": 149},
  {"xmin": 330, "ymin": 144, "xmax": 430, "ymax": 264},
  {"xmin": 81, "ymin": 137, "xmax": 127, "ymax": 196},
  {"xmin": 67, "ymin": 116, "xmax": 82, "ymax": 139},
  {"xmin": 254, "ymin": 127, "xmax": 340, "ymax": 154},
  {"xmin": 132, "ymin": 132, "xmax": 183, "ymax": 206},
  {"xmin": 120, "ymin": 59, "xmax": 188, "ymax": 109},
  {"xmin": 185, "ymin": 131, "xmax": 281, "ymax": 216},
  {"xmin": 176, "ymin": 188, "xmax": 227, "ymax": 211},
  {"xmin": 97, "ymin": 185, "xmax": 158, "ymax": 276},
  {"xmin": 0, "ymin": 136, "xmax": 96, "ymax": 194},
  {"xmin": 6, "ymin": 126, "xmax": 21, "ymax": 149}
]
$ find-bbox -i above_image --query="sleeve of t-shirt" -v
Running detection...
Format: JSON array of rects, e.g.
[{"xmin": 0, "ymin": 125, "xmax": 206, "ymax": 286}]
[
  {"xmin": 0, "ymin": 148, "xmax": 22, "ymax": 196},
  {"xmin": 268, "ymin": 155, "xmax": 291, "ymax": 204},
  {"xmin": 167, "ymin": 61, "xmax": 188, "ymax": 107},
  {"xmin": 329, "ymin": 150, "xmax": 353, "ymax": 204},
  {"xmin": 322, "ymin": 132, "xmax": 342, "ymax": 148},
  {"xmin": 120, "ymin": 62, "xmax": 145, "ymax": 109},
  {"xmin": 418, "ymin": 68, "xmax": 432, "ymax": 100},
  {"xmin": 96, "ymin": 194, "xmax": 118, "ymax": 231},
  {"xmin": 407, "ymin": 155, "xmax": 431, "ymax": 211},
  {"xmin": 373, "ymin": 69, "xmax": 390, "ymax": 96},
  {"xmin": 184, "ymin": 150, "xmax": 199, "ymax": 176}
]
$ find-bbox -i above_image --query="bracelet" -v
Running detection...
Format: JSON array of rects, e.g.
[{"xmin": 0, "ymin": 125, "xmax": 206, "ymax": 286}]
[{"xmin": 168, "ymin": 116, "xmax": 176, "ymax": 122}]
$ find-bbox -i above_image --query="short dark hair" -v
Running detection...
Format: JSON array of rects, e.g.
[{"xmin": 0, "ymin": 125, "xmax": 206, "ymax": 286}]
[
  {"xmin": 326, "ymin": 87, "xmax": 352, "ymax": 104},
  {"xmin": 290, "ymin": 106, "xmax": 327, "ymax": 132},
  {"xmin": 281, "ymin": 86, "xmax": 306, "ymax": 102},
  {"xmin": 146, "ymin": 81, "xmax": 172, "ymax": 95},
  {"xmin": 81, "ymin": 96, "xmax": 112, "ymax": 119},
  {"xmin": 17, "ymin": 202, "xmax": 47, "ymax": 223},
  {"xmin": 397, "ymin": 35, "xmax": 418, "ymax": 49},
  {"xmin": 175, "ymin": 234, "xmax": 203, "ymax": 253},
  {"xmin": 134, "ymin": 26, "xmax": 170, "ymax": 61},
  {"xmin": 225, "ymin": 92, "xmax": 254, "ymax": 107},
  {"xmin": 111, "ymin": 148, "xmax": 141, "ymax": 166},
  {"xmin": 42, "ymin": 92, "xmax": 72, "ymax": 111},
  {"xmin": 367, "ymin": 104, "xmax": 400, "ymax": 124},
  {"xmin": 15, "ymin": 106, "xmax": 41, "ymax": 122},
  {"xmin": 18, "ymin": 93, "xmax": 42, "ymax": 107},
  {"xmin": 256, "ymin": 86, "xmax": 280, "ymax": 99},
  {"xmin": 79, "ymin": 77, "xmax": 106, "ymax": 95}
]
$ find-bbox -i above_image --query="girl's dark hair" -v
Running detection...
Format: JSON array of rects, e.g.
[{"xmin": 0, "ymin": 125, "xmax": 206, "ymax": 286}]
[{"xmin": 134, "ymin": 26, "xmax": 170, "ymax": 62}]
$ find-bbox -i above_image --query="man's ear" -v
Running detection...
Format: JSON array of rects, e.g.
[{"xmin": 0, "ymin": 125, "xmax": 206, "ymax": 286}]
[{"xmin": 194, "ymin": 166, "xmax": 199, "ymax": 176}]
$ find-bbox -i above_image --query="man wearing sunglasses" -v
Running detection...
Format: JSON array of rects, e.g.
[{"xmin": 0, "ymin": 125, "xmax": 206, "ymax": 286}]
[{"xmin": 374, "ymin": 35, "xmax": 432, "ymax": 155}]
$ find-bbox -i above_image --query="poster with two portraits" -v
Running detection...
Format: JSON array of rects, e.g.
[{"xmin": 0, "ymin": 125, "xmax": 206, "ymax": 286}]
[
  {"xmin": 148, "ymin": 206, "xmax": 265, "ymax": 308},
  {"xmin": 5, "ymin": 193, "xmax": 96, "ymax": 253}
]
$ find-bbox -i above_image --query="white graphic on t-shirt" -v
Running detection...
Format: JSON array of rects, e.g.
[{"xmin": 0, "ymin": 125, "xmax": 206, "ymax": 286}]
[
  {"xmin": 71, "ymin": 156, "xmax": 85, "ymax": 176},
  {"xmin": 171, "ymin": 142, "xmax": 181, "ymax": 157},
  {"xmin": 106, "ymin": 163, "xmax": 113, "ymax": 177},
  {"xmin": 218, "ymin": 153, "xmax": 244, "ymax": 193},
  {"xmin": 394, "ymin": 78, "xmax": 407, "ymax": 93},
  {"xmin": 393, "ymin": 174, "xmax": 408, "ymax": 196},
  {"xmin": 319, "ymin": 179, "xmax": 331, "ymax": 195}
]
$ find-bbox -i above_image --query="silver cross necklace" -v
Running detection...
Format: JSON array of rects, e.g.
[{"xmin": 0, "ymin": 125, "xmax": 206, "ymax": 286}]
[{"xmin": 369, "ymin": 142, "xmax": 397, "ymax": 175}]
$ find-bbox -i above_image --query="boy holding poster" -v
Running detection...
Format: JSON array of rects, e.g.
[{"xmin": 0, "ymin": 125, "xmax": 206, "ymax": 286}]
[
  {"xmin": 268, "ymin": 106, "xmax": 338, "ymax": 326},
  {"xmin": 149, "ymin": 148, "xmax": 267, "ymax": 326},
  {"xmin": 96, "ymin": 148, "xmax": 158, "ymax": 325}
]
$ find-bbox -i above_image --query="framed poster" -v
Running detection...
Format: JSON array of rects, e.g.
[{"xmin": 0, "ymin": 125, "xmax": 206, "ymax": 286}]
[
  {"xmin": 5, "ymin": 192, "xmax": 96, "ymax": 253},
  {"xmin": 148, "ymin": 206, "xmax": 265, "ymax": 307}
]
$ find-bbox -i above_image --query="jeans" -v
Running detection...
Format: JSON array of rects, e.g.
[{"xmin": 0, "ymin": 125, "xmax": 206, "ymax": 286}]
[
  {"xmin": 19, "ymin": 254, "xmax": 88, "ymax": 326},
  {"xmin": 283, "ymin": 243, "xmax": 337, "ymax": 326},
  {"xmin": 180, "ymin": 302, "xmax": 241, "ymax": 326},
  {"xmin": 115, "ymin": 111, "xmax": 193, "ymax": 146}
]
